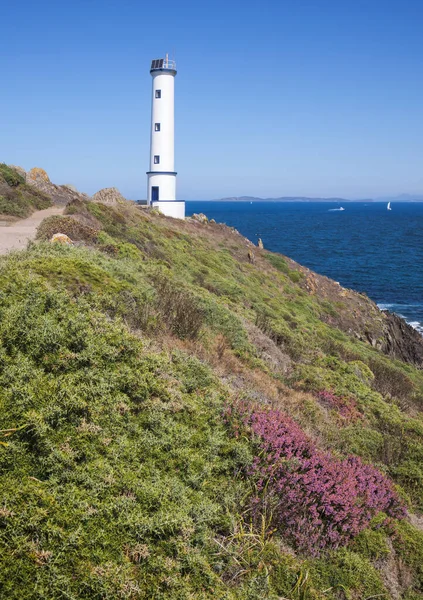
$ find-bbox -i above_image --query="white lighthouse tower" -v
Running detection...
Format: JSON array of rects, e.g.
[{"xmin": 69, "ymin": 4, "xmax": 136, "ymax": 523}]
[{"xmin": 147, "ymin": 54, "xmax": 185, "ymax": 219}]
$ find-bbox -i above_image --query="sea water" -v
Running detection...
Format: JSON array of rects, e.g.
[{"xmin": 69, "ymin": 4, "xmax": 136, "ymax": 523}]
[{"xmin": 186, "ymin": 201, "xmax": 423, "ymax": 333}]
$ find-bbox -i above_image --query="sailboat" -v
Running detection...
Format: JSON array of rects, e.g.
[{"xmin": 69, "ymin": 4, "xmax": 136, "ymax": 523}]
[{"xmin": 387, "ymin": 202, "xmax": 392, "ymax": 211}]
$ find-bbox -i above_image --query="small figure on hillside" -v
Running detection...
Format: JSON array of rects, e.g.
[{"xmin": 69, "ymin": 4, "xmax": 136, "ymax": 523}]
[
  {"xmin": 258, "ymin": 238, "xmax": 264, "ymax": 249},
  {"xmin": 248, "ymin": 250, "xmax": 255, "ymax": 264}
]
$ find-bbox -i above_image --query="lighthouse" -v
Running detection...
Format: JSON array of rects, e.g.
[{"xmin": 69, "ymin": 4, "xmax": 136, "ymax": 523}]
[{"xmin": 147, "ymin": 55, "xmax": 185, "ymax": 219}]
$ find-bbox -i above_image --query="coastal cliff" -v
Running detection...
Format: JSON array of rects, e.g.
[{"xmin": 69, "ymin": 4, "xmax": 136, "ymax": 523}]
[{"xmin": 1, "ymin": 170, "xmax": 423, "ymax": 599}]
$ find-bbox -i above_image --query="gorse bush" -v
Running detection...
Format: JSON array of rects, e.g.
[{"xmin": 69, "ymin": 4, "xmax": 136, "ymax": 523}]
[
  {"xmin": 0, "ymin": 163, "xmax": 25, "ymax": 187},
  {"xmin": 264, "ymin": 253, "xmax": 290, "ymax": 274},
  {"xmin": 0, "ymin": 164, "xmax": 51, "ymax": 217},
  {"xmin": 36, "ymin": 215, "xmax": 99, "ymax": 242},
  {"xmin": 153, "ymin": 274, "xmax": 205, "ymax": 339},
  {"xmin": 0, "ymin": 277, "xmax": 250, "ymax": 598},
  {"xmin": 226, "ymin": 403, "xmax": 405, "ymax": 555},
  {"xmin": 0, "ymin": 189, "xmax": 51, "ymax": 218},
  {"xmin": 1, "ymin": 200, "xmax": 423, "ymax": 597},
  {"xmin": 369, "ymin": 356, "xmax": 416, "ymax": 400},
  {"xmin": 264, "ymin": 252, "xmax": 303, "ymax": 282}
]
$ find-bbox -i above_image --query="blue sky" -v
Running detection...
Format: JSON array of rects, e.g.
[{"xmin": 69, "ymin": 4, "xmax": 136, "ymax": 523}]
[{"xmin": 1, "ymin": 0, "xmax": 423, "ymax": 199}]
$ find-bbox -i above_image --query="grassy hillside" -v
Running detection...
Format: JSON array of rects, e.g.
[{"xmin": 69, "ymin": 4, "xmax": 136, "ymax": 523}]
[
  {"xmin": 0, "ymin": 164, "xmax": 52, "ymax": 218},
  {"xmin": 1, "ymin": 200, "xmax": 423, "ymax": 599}
]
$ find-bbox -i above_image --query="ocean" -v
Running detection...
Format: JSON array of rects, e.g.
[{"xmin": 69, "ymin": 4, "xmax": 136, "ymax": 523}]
[{"xmin": 186, "ymin": 201, "xmax": 423, "ymax": 333}]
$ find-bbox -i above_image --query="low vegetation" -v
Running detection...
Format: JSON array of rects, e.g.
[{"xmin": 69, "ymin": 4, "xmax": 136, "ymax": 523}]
[
  {"xmin": 0, "ymin": 198, "xmax": 423, "ymax": 598},
  {"xmin": 0, "ymin": 164, "xmax": 51, "ymax": 218},
  {"xmin": 226, "ymin": 402, "xmax": 405, "ymax": 555}
]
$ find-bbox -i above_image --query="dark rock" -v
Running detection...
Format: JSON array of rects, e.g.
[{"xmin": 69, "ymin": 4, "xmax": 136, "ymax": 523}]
[{"xmin": 381, "ymin": 311, "xmax": 423, "ymax": 367}]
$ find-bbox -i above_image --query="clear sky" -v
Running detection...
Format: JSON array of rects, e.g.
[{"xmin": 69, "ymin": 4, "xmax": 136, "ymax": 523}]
[{"xmin": 1, "ymin": 0, "xmax": 423, "ymax": 200}]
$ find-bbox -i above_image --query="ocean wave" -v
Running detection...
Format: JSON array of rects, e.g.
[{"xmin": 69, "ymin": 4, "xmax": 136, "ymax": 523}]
[
  {"xmin": 377, "ymin": 303, "xmax": 393, "ymax": 311},
  {"xmin": 377, "ymin": 304, "xmax": 423, "ymax": 334}
]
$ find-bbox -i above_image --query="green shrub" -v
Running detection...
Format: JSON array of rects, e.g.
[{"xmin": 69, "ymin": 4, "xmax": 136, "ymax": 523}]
[
  {"xmin": 0, "ymin": 165, "xmax": 51, "ymax": 217},
  {"xmin": 0, "ymin": 189, "xmax": 51, "ymax": 218},
  {"xmin": 309, "ymin": 549, "xmax": 388, "ymax": 599},
  {"xmin": 369, "ymin": 357, "xmax": 416, "ymax": 400},
  {"xmin": 153, "ymin": 274, "xmax": 205, "ymax": 339},
  {"xmin": 0, "ymin": 276, "xmax": 250, "ymax": 598},
  {"xmin": 36, "ymin": 216, "xmax": 99, "ymax": 243},
  {"xmin": 0, "ymin": 195, "xmax": 20, "ymax": 216},
  {"xmin": 350, "ymin": 515, "xmax": 391, "ymax": 559},
  {"xmin": 1, "ymin": 198, "xmax": 423, "ymax": 597},
  {"xmin": 288, "ymin": 270, "xmax": 303, "ymax": 283},
  {"xmin": 263, "ymin": 253, "xmax": 303, "ymax": 283},
  {"xmin": 0, "ymin": 163, "xmax": 25, "ymax": 187},
  {"xmin": 391, "ymin": 520, "xmax": 423, "ymax": 589},
  {"xmin": 264, "ymin": 252, "xmax": 290, "ymax": 274}
]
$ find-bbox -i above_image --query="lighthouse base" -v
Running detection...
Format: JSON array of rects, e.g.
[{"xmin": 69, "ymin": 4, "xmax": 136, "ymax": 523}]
[{"xmin": 152, "ymin": 201, "xmax": 185, "ymax": 220}]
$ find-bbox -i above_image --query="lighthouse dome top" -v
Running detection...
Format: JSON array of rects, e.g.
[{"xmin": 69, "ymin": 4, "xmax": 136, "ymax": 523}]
[{"xmin": 150, "ymin": 56, "xmax": 177, "ymax": 75}]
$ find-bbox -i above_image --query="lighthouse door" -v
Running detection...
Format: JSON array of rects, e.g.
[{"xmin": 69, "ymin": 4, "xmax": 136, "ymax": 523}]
[{"xmin": 152, "ymin": 186, "xmax": 159, "ymax": 202}]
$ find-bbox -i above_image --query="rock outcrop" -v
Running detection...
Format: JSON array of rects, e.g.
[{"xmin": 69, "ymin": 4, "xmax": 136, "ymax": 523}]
[
  {"xmin": 381, "ymin": 311, "xmax": 423, "ymax": 366},
  {"xmin": 91, "ymin": 187, "xmax": 126, "ymax": 206},
  {"xmin": 278, "ymin": 261, "xmax": 423, "ymax": 368},
  {"xmin": 13, "ymin": 166, "xmax": 91, "ymax": 206},
  {"xmin": 8, "ymin": 166, "xmax": 129, "ymax": 211},
  {"xmin": 50, "ymin": 233, "xmax": 73, "ymax": 245},
  {"xmin": 28, "ymin": 167, "xmax": 50, "ymax": 183},
  {"xmin": 190, "ymin": 213, "xmax": 209, "ymax": 224}
]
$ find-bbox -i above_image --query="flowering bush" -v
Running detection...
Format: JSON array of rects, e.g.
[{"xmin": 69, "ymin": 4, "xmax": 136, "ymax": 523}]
[
  {"xmin": 226, "ymin": 404, "xmax": 405, "ymax": 555},
  {"xmin": 315, "ymin": 389, "xmax": 363, "ymax": 423}
]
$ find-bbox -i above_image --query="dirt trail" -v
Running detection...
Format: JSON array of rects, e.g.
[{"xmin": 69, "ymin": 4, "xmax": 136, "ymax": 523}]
[{"xmin": 0, "ymin": 207, "xmax": 64, "ymax": 255}]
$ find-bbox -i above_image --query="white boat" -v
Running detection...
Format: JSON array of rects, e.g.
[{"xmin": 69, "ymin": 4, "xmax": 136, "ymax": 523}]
[
  {"xmin": 339, "ymin": 206, "xmax": 345, "ymax": 211},
  {"xmin": 387, "ymin": 202, "xmax": 392, "ymax": 210}
]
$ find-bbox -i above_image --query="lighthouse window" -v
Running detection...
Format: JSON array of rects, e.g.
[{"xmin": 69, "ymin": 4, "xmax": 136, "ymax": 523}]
[
  {"xmin": 154, "ymin": 155, "xmax": 160, "ymax": 164},
  {"xmin": 155, "ymin": 90, "xmax": 161, "ymax": 98},
  {"xmin": 155, "ymin": 123, "xmax": 160, "ymax": 131}
]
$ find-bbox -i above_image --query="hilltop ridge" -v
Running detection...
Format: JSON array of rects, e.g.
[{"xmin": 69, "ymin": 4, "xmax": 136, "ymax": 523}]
[{"xmin": 1, "ymin": 166, "xmax": 423, "ymax": 599}]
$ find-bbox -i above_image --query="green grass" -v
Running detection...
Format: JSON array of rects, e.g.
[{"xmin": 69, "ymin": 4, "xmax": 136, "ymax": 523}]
[
  {"xmin": 0, "ymin": 200, "xmax": 423, "ymax": 598},
  {"xmin": 0, "ymin": 163, "xmax": 52, "ymax": 217},
  {"xmin": 0, "ymin": 163, "xmax": 25, "ymax": 187},
  {"xmin": 0, "ymin": 272, "xmax": 250, "ymax": 598}
]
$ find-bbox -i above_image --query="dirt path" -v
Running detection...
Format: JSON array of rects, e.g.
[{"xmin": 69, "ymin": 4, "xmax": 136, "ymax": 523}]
[{"xmin": 0, "ymin": 207, "xmax": 65, "ymax": 255}]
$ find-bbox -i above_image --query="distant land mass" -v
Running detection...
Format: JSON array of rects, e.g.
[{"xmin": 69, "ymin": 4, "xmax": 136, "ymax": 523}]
[
  {"xmin": 211, "ymin": 196, "xmax": 362, "ymax": 203},
  {"xmin": 375, "ymin": 193, "xmax": 423, "ymax": 202},
  {"xmin": 203, "ymin": 195, "xmax": 423, "ymax": 203}
]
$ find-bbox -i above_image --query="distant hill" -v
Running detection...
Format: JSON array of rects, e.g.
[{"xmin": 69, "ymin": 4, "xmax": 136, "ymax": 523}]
[
  {"xmin": 210, "ymin": 196, "xmax": 372, "ymax": 203},
  {"xmin": 375, "ymin": 193, "xmax": 423, "ymax": 202},
  {"xmin": 200, "ymin": 194, "xmax": 423, "ymax": 203}
]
